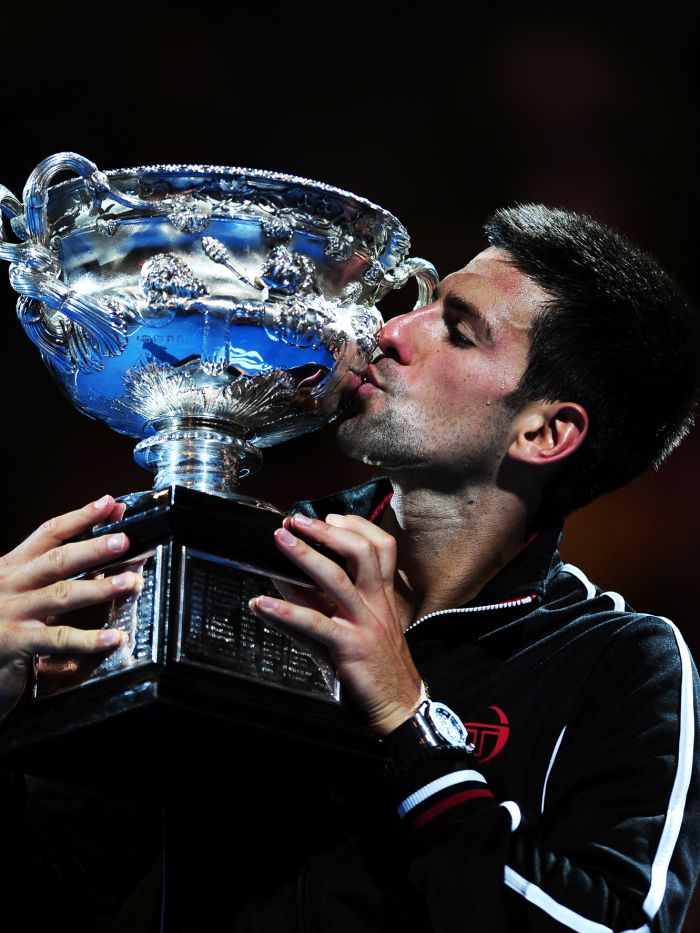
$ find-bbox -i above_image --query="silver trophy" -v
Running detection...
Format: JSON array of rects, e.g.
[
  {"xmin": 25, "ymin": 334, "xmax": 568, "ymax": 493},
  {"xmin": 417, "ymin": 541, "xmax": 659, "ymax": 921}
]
[{"xmin": 0, "ymin": 153, "xmax": 438, "ymax": 770}]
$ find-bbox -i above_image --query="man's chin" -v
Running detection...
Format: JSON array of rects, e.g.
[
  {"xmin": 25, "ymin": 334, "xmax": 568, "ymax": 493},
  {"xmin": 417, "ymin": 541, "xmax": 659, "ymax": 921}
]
[
  {"xmin": 335, "ymin": 408, "xmax": 360, "ymax": 441},
  {"xmin": 335, "ymin": 412, "xmax": 374, "ymax": 461},
  {"xmin": 335, "ymin": 412, "xmax": 396, "ymax": 468}
]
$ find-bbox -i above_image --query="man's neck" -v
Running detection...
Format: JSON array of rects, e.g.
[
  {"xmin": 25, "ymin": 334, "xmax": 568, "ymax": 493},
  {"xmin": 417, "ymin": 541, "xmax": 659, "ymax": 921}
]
[{"xmin": 379, "ymin": 478, "xmax": 534, "ymax": 628}]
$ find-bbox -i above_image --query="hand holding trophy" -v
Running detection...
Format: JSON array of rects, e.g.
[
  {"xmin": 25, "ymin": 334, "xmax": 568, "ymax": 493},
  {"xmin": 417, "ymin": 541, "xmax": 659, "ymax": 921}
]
[{"xmin": 0, "ymin": 154, "xmax": 438, "ymax": 775}]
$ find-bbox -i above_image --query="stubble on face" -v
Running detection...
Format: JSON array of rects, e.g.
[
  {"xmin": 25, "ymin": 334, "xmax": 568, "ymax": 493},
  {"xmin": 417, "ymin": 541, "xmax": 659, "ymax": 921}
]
[
  {"xmin": 336, "ymin": 383, "xmax": 418, "ymax": 469},
  {"xmin": 336, "ymin": 371, "xmax": 515, "ymax": 484}
]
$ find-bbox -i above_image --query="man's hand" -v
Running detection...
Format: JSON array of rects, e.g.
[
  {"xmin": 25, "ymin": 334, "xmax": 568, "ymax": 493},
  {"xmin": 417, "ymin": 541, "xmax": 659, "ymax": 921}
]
[
  {"xmin": 249, "ymin": 512, "xmax": 423, "ymax": 736},
  {"xmin": 0, "ymin": 495, "xmax": 138, "ymax": 723}
]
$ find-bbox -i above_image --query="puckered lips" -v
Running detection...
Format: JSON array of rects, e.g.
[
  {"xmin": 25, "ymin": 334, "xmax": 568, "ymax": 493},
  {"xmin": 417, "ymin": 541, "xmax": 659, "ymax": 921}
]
[{"xmin": 356, "ymin": 362, "xmax": 384, "ymax": 395}]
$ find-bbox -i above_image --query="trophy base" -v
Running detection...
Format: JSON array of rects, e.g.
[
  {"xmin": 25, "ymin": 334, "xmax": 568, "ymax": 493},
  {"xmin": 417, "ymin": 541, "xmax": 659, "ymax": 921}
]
[{"xmin": 0, "ymin": 486, "xmax": 385, "ymax": 779}]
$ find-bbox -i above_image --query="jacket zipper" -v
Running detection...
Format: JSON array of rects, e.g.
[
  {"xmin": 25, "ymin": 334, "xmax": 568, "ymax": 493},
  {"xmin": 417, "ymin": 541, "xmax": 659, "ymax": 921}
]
[{"xmin": 405, "ymin": 593, "xmax": 538, "ymax": 634}]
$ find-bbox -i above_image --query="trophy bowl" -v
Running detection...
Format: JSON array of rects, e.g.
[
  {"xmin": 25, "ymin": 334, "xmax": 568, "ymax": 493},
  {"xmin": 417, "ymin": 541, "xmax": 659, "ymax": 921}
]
[
  {"xmin": 0, "ymin": 153, "xmax": 438, "ymax": 497},
  {"xmin": 0, "ymin": 154, "xmax": 439, "ymax": 771}
]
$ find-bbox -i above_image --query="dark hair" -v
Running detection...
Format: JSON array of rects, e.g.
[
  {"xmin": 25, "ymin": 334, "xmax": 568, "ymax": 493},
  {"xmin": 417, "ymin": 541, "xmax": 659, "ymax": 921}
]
[{"xmin": 484, "ymin": 204, "xmax": 700, "ymax": 521}]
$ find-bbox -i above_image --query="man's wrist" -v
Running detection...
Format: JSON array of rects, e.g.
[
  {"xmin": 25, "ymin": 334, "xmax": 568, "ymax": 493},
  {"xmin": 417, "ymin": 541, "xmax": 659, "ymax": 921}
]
[{"xmin": 372, "ymin": 681, "xmax": 430, "ymax": 737}]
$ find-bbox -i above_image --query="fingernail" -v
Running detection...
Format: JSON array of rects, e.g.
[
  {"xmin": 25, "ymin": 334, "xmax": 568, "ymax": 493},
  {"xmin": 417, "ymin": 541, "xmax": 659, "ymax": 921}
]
[
  {"xmin": 256, "ymin": 596, "xmax": 276, "ymax": 610},
  {"xmin": 325, "ymin": 513, "xmax": 345, "ymax": 524},
  {"xmin": 275, "ymin": 527, "xmax": 296, "ymax": 546},
  {"xmin": 94, "ymin": 495, "xmax": 111, "ymax": 510},
  {"xmin": 248, "ymin": 596, "xmax": 273, "ymax": 614},
  {"xmin": 111, "ymin": 572, "xmax": 134, "ymax": 590},
  {"xmin": 292, "ymin": 513, "xmax": 313, "ymax": 527},
  {"xmin": 107, "ymin": 533, "xmax": 126, "ymax": 552},
  {"xmin": 98, "ymin": 629, "xmax": 126, "ymax": 647}
]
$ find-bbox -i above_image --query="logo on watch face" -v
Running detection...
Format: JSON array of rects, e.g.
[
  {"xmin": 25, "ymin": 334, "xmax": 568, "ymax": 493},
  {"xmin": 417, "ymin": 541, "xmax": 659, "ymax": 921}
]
[{"xmin": 463, "ymin": 706, "xmax": 510, "ymax": 763}]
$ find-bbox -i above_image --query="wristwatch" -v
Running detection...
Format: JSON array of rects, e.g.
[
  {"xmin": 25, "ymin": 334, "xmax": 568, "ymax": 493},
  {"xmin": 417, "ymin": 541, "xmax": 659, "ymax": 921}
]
[{"xmin": 387, "ymin": 699, "xmax": 476, "ymax": 758}]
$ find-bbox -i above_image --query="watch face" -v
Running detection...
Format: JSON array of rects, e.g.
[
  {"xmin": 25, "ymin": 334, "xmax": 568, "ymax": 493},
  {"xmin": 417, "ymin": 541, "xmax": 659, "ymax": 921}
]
[{"xmin": 429, "ymin": 702, "xmax": 469, "ymax": 747}]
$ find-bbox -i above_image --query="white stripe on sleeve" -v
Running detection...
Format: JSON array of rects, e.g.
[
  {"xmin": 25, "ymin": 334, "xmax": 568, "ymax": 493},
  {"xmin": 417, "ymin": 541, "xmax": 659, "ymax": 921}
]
[{"xmin": 397, "ymin": 769, "xmax": 486, "ymax": 818}]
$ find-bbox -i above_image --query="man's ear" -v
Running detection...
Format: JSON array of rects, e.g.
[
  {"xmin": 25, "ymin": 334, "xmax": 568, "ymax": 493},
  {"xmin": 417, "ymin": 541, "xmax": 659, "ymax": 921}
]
[{"xmin": 508, "ymin": 401, "xmax": 589, "ymax": 466}]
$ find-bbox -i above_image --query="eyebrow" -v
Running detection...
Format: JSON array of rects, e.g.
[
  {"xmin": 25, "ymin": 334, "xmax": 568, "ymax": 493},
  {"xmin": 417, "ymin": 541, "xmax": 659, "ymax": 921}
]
[{"xmin": 441, "ymin": 291, "xmax": 495, "ymax": 346}]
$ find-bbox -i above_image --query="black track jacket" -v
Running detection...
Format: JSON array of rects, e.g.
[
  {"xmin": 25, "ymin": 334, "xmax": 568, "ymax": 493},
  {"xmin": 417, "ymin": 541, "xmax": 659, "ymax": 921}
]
[{"xmin": 1, "ymin": 476, "xmax": 699, "ymax": 932}]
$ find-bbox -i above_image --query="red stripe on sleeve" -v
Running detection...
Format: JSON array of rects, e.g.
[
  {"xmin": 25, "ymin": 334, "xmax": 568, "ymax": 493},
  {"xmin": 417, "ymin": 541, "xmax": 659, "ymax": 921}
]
[{"xmin": 408, "ymin": 787, "xmax": 494, "ymax": 832}]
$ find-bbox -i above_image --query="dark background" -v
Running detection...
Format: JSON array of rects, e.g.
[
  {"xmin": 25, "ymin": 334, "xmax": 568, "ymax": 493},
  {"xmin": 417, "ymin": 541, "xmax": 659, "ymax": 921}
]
[{"xmin": 0, "ymin": 4, "xmax": 698, "ymax": 928}]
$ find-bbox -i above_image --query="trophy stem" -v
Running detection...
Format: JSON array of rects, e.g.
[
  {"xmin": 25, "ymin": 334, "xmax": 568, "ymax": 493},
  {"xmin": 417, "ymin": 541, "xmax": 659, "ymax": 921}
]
[{"xmin": 134, "ymin": 417, "xmax": 263, "ymax": 497}]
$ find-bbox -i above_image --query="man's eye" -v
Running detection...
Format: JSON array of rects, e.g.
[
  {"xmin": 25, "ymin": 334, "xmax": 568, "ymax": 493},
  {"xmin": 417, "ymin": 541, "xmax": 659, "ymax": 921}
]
[{"xmin": 450, "ymin": 327, "xmax": 475, "ymax": 347}]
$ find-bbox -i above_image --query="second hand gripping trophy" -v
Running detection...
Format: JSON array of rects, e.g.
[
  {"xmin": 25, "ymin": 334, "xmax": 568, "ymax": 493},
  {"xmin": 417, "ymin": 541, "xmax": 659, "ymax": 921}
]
[{"xmin": 0, "ymin": 153, "xmax": 438, "ymax": 772}]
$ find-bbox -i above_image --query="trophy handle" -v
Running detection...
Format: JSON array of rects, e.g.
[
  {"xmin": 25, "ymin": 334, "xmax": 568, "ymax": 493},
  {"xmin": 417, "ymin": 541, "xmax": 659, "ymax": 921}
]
[
  {"xmin": 22, "ymin": 152, "xmax": 103, "ymax": 245},
  {"xmin": 0, "ymin": 185, "xmax": 22, "ymax": 226},
  {"xmin": 0, "ymin": 184, "xmax": 24, "ymax": 261},
  {"xmin": 22, "ymin": 153, "xmax": 172, "ymax": 246},
  {"xmin": 379, "ymin": 257, "xmax": 439, "ymax": 309},
  {"xmin": 0, "ymin": 153, "xmax": 131, "ymax": 370}
]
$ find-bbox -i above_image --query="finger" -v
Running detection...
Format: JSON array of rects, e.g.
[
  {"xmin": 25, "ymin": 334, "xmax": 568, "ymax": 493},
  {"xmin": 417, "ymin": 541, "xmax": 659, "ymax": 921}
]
[
  {"xmin": 272, "ymin": 526, "xmax": 370, "ymax": 619},
  {"xmin": 3, "ymin": 495, "xmax": 122, "ymax": 567},
  {"xmin": 283, "ymin": 515, "xmax": 387, "ymax": 598},
  {"xmin": 106, "ymin": 500, "xmax": 127, "ymax": 523},
  {"xmin": 36, "ymin": 656, "xmax": 83, "ymax": 676},
  {"xmin": 12, "ymin": 532, "xmax": 131, "ymax": 591},
  {"xmin": 13, "ymin": 620, "xmax": 127, "ymax": 657},
  {"xmin": 92, "ymin": 499, "xmax": 127, "ymax": 532},
  {"xmin": 272, "ymin": 579, "xmax": 337, "ymax": 615},
  {"xmin": 249, "ymin": 594, "xmax": 346, "ymax": 649},
  {"xmin": 324, "ymin": 513, "xmax": 397, "ymax": 585},
  {"xmin": 7, "ymin": 571, "xmax": 140, "ymax": 620}
]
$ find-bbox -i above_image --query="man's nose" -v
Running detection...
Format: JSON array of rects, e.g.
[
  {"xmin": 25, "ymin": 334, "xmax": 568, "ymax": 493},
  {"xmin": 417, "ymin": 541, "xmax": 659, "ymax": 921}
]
[{"xmin": 377, "ymin": 304, "xmax": 434, "ymax": 364}]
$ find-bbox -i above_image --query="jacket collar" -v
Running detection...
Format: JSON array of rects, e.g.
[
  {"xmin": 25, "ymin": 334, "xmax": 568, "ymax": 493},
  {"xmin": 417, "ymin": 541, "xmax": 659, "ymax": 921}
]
[
  {"xmin": 292, "ymin": 476, "xmax": 564, "ymax": 612},
  {"xmin": 293, "ymin": 476, "xmax": 393, "ymax": 526}
]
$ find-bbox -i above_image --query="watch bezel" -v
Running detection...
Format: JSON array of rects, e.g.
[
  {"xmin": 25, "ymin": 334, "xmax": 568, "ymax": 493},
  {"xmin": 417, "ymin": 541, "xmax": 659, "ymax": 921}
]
[{"xmin": 419, "ymin": 700, "xmax": 471, "ymax": 749}]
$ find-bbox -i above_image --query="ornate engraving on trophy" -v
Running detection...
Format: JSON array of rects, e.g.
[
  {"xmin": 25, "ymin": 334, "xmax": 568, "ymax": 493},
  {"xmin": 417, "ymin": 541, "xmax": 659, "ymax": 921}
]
[
  {"xmin": 260, "ymin": 245, "xmax": 316, "ymax": 295},
  {"xmin": 140, "ymin": 253, "xmax": 209, "ymax": 323},
  {"xmin": 169, "ymin": 193, "xmax": 213, "ymax": 233},
  {"xmin": 201, "ymin": 236, "xmax": 264, "ymax": 293}
]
